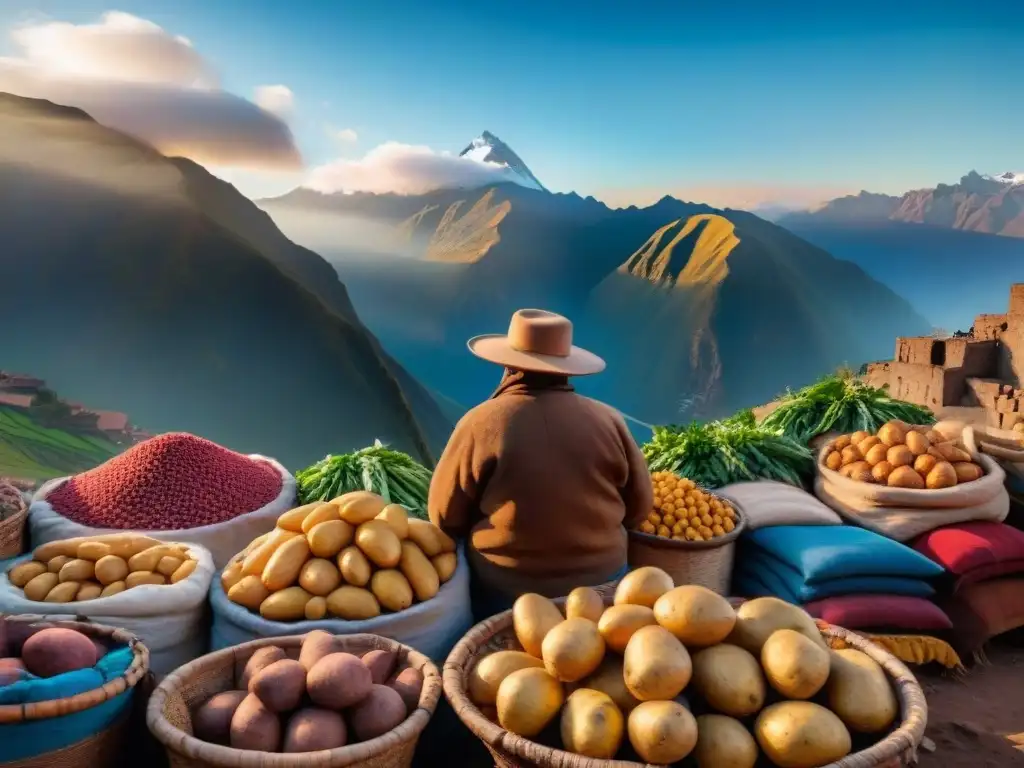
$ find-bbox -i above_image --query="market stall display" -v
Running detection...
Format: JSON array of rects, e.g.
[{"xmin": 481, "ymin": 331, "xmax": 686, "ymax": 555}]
[
  {"xmin": 444, "ymin": 572, "xmax": 927, "ymax": 768},
  {"xmin": 296, "ymin": 441, "xmax": 433, "ymax": 518},
  {"xmin": 0, "ymin": 535, "xmax": 215, "ymax": 675},
  {"xmin": 628, "ymin": 474, "xmax": 746, "ymax": 593},
  {"xmin": 643, "ymin": 411, "xmax": 813, "ymax": 488},
  {"xmin": 210, "ymin": 493, "xmax": 472, "ymax": 660},
  {"xmin": 760, "ymin": 373, "xmax": 935, "ymax": 444},
  {"xmin": 814, "ymin": 422, "xmax": 1010, "ymax": 541},
  {"xmin": 28, "ymin": 432, "xmax": 296, "ymax": 568},
  {"xmin": 0, "ymin": 479, "xmax": 27, "ymax": 559},
  {"xmin": 0, "ymin": 616, "xmax": 149, "ymax": 765},
  {"xmin": 146, "ymin": 631, "xmax": 441, "ymax": 767},
  {"xmin": 733, "ymin": 525, "xmax": 944, "ymax": 604}
]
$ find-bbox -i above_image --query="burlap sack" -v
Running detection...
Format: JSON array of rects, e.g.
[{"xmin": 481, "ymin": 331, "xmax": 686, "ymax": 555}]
[
  {"xmin": 963, "ymin": 425, "xmax": 1024, "ymax": 482},
  {"xmin": 814, "ymin": 448, "xmax": 1009, "ymax": 542}
]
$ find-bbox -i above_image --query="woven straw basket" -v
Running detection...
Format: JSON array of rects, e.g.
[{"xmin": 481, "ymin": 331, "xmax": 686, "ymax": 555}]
[
  {"xmin": 146, "ymin": 632, "xmax": 442, "ymax": 768},
  {"xmin": 443, "ymin": 597, "xmax": 927, "ymax": 768},
  {"xmin": 0, "ymin": 615, "xmax": 151, "ymax": 767},
  {"xmin": 0, "ymin": 493, "xmax": 28, "ymax": 559},
  {"xmin": 626, "ymin": 501, "xmax": 747, "ymax": 595}
]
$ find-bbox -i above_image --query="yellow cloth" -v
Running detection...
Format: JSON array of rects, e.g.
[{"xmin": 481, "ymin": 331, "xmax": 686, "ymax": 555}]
[{"xmin": 815, "ymin": 620, "xmax": 963, "ymax": 670}]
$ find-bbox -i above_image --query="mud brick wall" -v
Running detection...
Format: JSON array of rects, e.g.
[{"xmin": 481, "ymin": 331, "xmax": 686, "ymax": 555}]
[
  {"xmin": 1001, "ymin": 285, "xmax": 1024, "ymax": 385},
  {"xmin": 975, "ymin": 313, "xmax": 1008, "ymax": 341},
  {"xmin": 885, "ymin": 362, "xmax": 954, "ymax": 409}
]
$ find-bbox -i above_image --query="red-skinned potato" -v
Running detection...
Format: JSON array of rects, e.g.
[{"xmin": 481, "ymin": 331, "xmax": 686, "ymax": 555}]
[
  {"xmin": 388, "ymin": 667, "xmax": 424, "ymax": 714},
  {"xmin": 307, "ymin": 653, "xmax": 373, "ymax": 709},
  {"xmin": 283, "ymin": 708, "xmax": 348, "ymax": 752},
  {"xmin": 21, "ymin": 628, "xmax": 97, "ymax": 678},
  {"xmin": 237, "ymin": 645, "xmax": 287, "ymax": 690},
  {"xmin": 350, "ymin": 684, "xmax": 408, "ymax": 741},
  {"xmin": 362, "ymin": 649, "xmax": 398, "ymax": 685},
  {"xmin": 249, "ymin": 659, "xmax": 307, "ymax": 713},
  {"xmin": 230, "ymin": 693, "xmax": 281, "ymax": 752},
  {"xmin": 298, "ymin": 630, "xmax": 341, "ymax": 672},
  {"xmin": 192, "ymin": 690, "xmax": 248, "ymax": 745}
]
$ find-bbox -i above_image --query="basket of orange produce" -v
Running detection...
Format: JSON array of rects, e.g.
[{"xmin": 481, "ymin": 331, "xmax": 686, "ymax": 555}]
[{"xmin": 627, "ymin": 471, "xmax": 746, "ymax": 594}]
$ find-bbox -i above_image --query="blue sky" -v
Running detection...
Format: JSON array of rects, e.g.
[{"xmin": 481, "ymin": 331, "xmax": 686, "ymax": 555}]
[{"xmin": 0, "ymin": 0, "xmax": 1021, "ymax": 207}]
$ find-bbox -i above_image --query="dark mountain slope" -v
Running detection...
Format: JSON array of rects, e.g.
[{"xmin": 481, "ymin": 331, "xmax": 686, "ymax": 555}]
[
  {"xmin": 261, "ymin": 183, "xmax": 930, "ymax": 427},
  {"xmin": 0, "ymin": 93, "xmax": 450, "ymax": 468}
]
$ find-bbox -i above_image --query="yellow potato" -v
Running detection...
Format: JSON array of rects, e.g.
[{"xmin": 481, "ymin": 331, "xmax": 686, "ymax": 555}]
[
  {"xmin": 156, "ymin": 556, "xmax": 185, "ymax": 578},
  {"xmin": 259, "ymin": 586, "xmax": 312, "ymax": 621},
  {"xmin": 431, "ymin": 552, "xmax": 457, "ymax": 583},
  {"xmin": 76, "ymin": 541, "xmax": 112, "ymax": 561},
  {"xmin": 76, "ymin": 582, "xmax": 103, "ymax": 601},
  {"xmin": 399, "ymin": 541, "xmax": 440, "ymax": 602},
  {"xmin": 407, "ymin": 519, "xmax": 452, "ymax": 557},
  {"xmin": 355, "ymin": 520, "xmax": 402, "ymax": 568},
  {"xmin": 241, "ymin": 528, "xmax": 301, "ymax": 576},
  {"xmin": 298, "ymin": 558, "xmax": 342, "ymax": 596},
  {"xmin": 376, "ymin": 504, "xmax": 410, "ymax": 539},
  {"xmin": 565, "ymin": 587, "xmax": 605, "ymax": 623},
  {"xmin": 47, "ymin": 555, "xmax": 73, "ymax": 574},
  {"xmin": 468, "ymin": 651, "xmax": 544, "ymax": 706},
  {"xmin": 23, "ymin": 572, "xmax": 60, "ymax": 601},
  {"xmin": 597, "ymin": 604, "xmax": 658, "ymax": 653},
  {"xmin": 58, "ymin": 558, "xmax": 95, "ymax": 583},
  {"xmin": 8, "ymin": 561, "xmax": 47, "ymax": 588},
  {"xmin": 261, "ymin": 535, "xmax": 311, "ymax": 591},
  {"xmin": 128, "ymin": 545, "xmax": 181, "ymax": 573},
  {"xmin": 276, "ymin": 502, "xmax": 321, "ymax": 532},
  {"xmin": 370, "ymin": 569, "xmax": 414, "ymax": 612},
  {"xmin": 220, "ymin": 561, "xmax": 245, "ymax": 592},
  {"xmin": 325, "ymin": 585, "xmax": 381, "ymax": 620},
  {"xmin": 337, "ymin": 492, "xmax": 388, "ymax": 525},
  {"xmin": 306, "ymin": 519, "xmax": 354, "ymax": 558},
  {"xmin": 126, "ymin": 571, "xmax": 166, "ymax": 588},
  {"xmin": 94, "ymin": 555, "xmax": 130, "ymax": 586},
  {"xmin": 44, "ymin": 581, "xmax": 81, "ymax": 603},
  {"xmin": 300, "ymin": 502, "xmax": 341, "ymax": 534},
  {"xmin": 170, "ymin": 558, "xmax": 198, "ymax": 584},
  {"xmin": 228, "ymin": 575, "xmax": 271, "ymax": 610},
  {"xmin": 100, "ymin": 581, "xmax": 126, "ymax": 598},
  {"xmin": 32, "ymin": 540, "xmax": 81, "ymax": 562},
  {"xmin": 337, "ymin": 546, "xmax": 372, "ymax": 587},
  {"xmin": 513, "ymin": 593, "xmax": 564, "ymax": 658},
  {"xmin": 304, "ymin": 596, "xmax": 328, "ymax": 621}
]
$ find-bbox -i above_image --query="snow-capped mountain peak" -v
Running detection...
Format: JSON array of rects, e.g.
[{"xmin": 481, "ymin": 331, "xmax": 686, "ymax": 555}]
[
  {"xmin": 984, "ymin": 171, "xmax": 1024, "ymax": 186},
  {"xmin": 459, "ymin": 130, "xmax": 547, "ymax": 192}
]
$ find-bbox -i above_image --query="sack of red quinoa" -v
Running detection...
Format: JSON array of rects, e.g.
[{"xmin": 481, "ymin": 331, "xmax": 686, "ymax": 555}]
[
  {"xmin": 0, "ymin": 540, "xmax": 215, "ymax": 675},
  {"xmin": 28, "ymin": 433, "xmax": 297, "ymax": 569}
]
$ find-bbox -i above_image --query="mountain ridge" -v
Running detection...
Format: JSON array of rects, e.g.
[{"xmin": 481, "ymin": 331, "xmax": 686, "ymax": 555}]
[{"xmin": 784, "ymin": 170, "xmax": 1024, "ymax": 238}]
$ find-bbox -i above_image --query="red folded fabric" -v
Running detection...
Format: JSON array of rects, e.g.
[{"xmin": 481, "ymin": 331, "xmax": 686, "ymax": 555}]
[
  {"xmin": 802, "ymin": 594, "xmax": 952, "ymax": 632},
  {"xmin": 943, "ymin": 576, "xmax": 1024, "ymax": 655},
  {"xmin": 913, "ymin": 521, "xmax": 1024, "ymax": 586}
]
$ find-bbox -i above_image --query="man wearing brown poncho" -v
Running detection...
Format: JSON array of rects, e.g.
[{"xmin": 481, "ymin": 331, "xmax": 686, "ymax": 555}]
[{"xmin": 428, "ymin": 309, "xmax": 653, "ymax": 619}]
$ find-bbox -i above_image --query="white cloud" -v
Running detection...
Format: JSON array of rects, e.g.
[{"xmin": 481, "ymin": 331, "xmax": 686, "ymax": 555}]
[
  {"xmin": 254, "ymin": 84, "xmax": 294, "ymax": 118},
  {"xmin": 0, "ymin": 12, "xmax": 300, "ymax": 170},
  {"xmin": 331, "ymin": 127, "xmax": 358, "ymax": 143},
  {"xmin": 306, "ymin": 141, "xmax": 515, "ymax": 195}
]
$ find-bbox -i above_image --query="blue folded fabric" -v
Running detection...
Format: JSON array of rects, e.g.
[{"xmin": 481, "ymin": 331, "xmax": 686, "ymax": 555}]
[
  {"xmin": 744, "ymin": 525, "xmax": 944, "ymax": 583},
  {"xmin": 0, "ymin": 645, "xmax": 135, "ymax": 761},
  {"xmin": 736, "ymin": 547, "xmax": 935, "ymax": 602}
]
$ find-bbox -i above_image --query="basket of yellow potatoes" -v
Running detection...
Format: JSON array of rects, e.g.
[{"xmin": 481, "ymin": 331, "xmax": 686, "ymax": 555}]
[{"xmin": 627, "ymin": 472, "xmax": 746, "ymax": 595}]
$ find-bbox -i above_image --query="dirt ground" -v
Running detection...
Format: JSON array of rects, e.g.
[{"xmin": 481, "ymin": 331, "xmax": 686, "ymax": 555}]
[{"xmin": 915, "ymin": 640, "xmax": 1024, "ymax": 766}]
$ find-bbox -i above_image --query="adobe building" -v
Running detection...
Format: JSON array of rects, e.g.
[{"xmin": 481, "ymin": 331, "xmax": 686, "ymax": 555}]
[{"xmin": 864, "ymin": 283, "xmax": 1024, "ymax": 430}]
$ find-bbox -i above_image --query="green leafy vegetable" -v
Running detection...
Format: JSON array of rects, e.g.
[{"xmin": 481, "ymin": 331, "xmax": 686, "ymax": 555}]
[
  {"xmin": 760, "ymin": 372, "xmax": 935, "ymax": 442},
  {"xmin": 643, "ymin": 415, "xmax": 813, "ymax": 488},
  {"xmin": 295, "ymin": 440, "xmax": 432, "ymax": 518}
]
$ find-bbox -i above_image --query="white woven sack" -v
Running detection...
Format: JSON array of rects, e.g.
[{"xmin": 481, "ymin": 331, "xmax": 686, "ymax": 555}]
[
  {"xmin": 210, "ymin": 545, "xmax": 473, "ymax": 662},
  {"xmin": 28, "ymin": 455, "xmax": 296, "ymax": 569},
  {"xmin": 716, "ymin": 480, "xmax": 843, "ymax": 530},
  {"xmin": 0, "ymin": 543, "xmax": 215, "ymax": 676}
]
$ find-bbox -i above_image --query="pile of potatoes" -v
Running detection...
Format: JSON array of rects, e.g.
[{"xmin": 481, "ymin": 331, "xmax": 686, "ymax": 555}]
[
  {"xmin": 191, "ymin": 630, "xmax": 424, "ymax": 753},
  {"xmin": 638, "ymin": 473, "xmax": 738, "ymax": 542},
  {"xmin": 468, "ymin": 567, "xmax": 900, "ymax": 768},
  {"xmin": 6, "ymin": 534, "xmax": 198, "ymax": 603},
  {"xmin": 1, "ymin": 624, "xmax": 111, "ymax": 683},
  {"xmin": 222, "ymin": 491, "xmax": 457, "ymax": 622},
  {"xmin": 823, "ymin": 420, "xmax": 986, "ymax": 490}
]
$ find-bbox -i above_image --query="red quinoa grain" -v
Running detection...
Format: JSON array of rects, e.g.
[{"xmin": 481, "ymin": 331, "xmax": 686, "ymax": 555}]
[{"xmin": 46, "ymin": 433, "xmax": 283, "ymax": 530}]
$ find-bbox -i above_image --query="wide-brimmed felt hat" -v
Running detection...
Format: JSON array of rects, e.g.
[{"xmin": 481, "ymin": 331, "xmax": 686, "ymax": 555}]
[{"xmin": 467, "ymin": 309, "xmax": 606, "ymax": 376}]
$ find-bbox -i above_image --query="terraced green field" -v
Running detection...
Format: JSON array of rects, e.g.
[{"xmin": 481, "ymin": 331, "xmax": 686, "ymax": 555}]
[{"xmin": 0, "ymin": 407, "xmax": 120, "ymax": 480}]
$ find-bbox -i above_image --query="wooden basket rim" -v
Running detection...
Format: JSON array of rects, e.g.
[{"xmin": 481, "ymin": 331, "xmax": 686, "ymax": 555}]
[
  {"xmin": 0, "ymin": 615, "xmax": 150, "ymax": 724},
  {"xmin": 145, "ymin": 632, "xmax": 442, "ymax": 767},
  {"xmin": 627, "ymin": 498, "xmax": 747, "ymax": 551},
  {"xmin": 442, "ymin": 599, "xmax": 928, "ymax": 768}
]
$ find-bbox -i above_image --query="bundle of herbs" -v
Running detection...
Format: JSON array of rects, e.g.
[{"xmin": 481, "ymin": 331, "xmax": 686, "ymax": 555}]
[
  {"xmin": 295, "ymin": 440, "xmax": 432, "ymax": 518},
  {"xmin": 760, "ymin": 372, "xmax": 935, "ymax": 443},
  {"xmin": 643, "ymin": 410, "xmax": 813, "ymax": 488}
]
